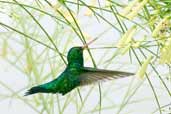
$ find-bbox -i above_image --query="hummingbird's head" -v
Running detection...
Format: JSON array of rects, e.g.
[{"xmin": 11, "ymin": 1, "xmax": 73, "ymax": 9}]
[{"xmin": 67, "ymin": 46, "xmax": 85, "ymax": 66}]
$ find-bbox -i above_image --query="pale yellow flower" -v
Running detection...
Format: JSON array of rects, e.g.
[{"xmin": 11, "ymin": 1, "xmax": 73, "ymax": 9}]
[
  {"xmin": 148, "ymin": 16, "xmax": 158, "ymax": 28},
  {"xmin": 53, "ymin": 4, "xmax": 76, "ymax": 23},
  {"xmin": 159, "ymin": 39, "xmax": 171, "ymax": 64},
  {"xmin": 152, "ymin": 16, "xmax": 170, "ymax": 38},
  {"xmin": 117, "ymin": 26, "xmax": 136, "ymax": 48},
  {"xmin": 120, "ymin": 44, "xmax": 131, "ymax": 55},
  {"xmin": 127, "ymin": 0, "xmax": 149, "ymax": 20},
  {"xmin": 136, "ymin": 55, "xmax": 153, "ymax": 79},
  {"xmin": 116, "ymin": 26, "xmax": 146, "ymax": 55},
  {"xmin": 121, "ymin": 0, "xmax": 149, "ymax": 20},
  {"xmin": 121, "ymin": 0, "xmax": 139, "ymax": 17},
  {"xmin": 116, "ymin": 26, "xmax": 137, "ymax": 55}
]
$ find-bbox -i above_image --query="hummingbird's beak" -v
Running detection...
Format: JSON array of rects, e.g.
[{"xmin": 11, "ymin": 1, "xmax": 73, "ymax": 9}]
[{"xmin": 82, "ymin": 38, "xmax": 98, "ymax": 50}]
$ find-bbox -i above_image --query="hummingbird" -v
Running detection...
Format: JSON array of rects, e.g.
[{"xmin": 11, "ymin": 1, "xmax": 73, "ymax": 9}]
[{"xmin": 25, "ymin": 45, "xmax": 134, "ymax": 96}]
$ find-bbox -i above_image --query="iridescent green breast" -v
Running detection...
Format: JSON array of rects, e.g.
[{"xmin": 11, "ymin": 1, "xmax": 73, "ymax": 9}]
[
  {"xmin": 61, "ymin": 70, "xmax": 79, "ymax": 94},
  {"xmin": 43, "ymin": 65, "xmax": 83, "ymax": 95}
]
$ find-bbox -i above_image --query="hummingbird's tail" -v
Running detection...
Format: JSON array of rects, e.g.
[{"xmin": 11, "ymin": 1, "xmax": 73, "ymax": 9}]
[{"xmin": 24, "ymin": 85, "xmax": 48, "ymax": 96}]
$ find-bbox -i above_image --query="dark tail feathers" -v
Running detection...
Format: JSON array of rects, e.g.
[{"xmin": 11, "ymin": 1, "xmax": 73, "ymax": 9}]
[{"xmin": 24, "ymin": 86, "xmax": 47, "ymax": 96}]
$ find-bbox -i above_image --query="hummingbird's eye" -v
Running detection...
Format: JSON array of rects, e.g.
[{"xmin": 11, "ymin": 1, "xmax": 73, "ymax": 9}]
[{"xmin": 76, "ymin": 47, "xmax": 82, "ymax": 52}]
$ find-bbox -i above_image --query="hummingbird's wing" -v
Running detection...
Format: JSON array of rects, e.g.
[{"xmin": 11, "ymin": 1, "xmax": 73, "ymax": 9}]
[{"xmin": 79, "ymin": 67, "xmax": 134, "ymax": 86}]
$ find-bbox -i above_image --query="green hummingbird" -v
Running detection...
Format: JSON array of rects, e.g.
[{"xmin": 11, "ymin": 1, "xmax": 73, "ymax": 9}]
[{"xmin": 25, "ymin": 46, "xmax": 134, "ymax": 96}]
